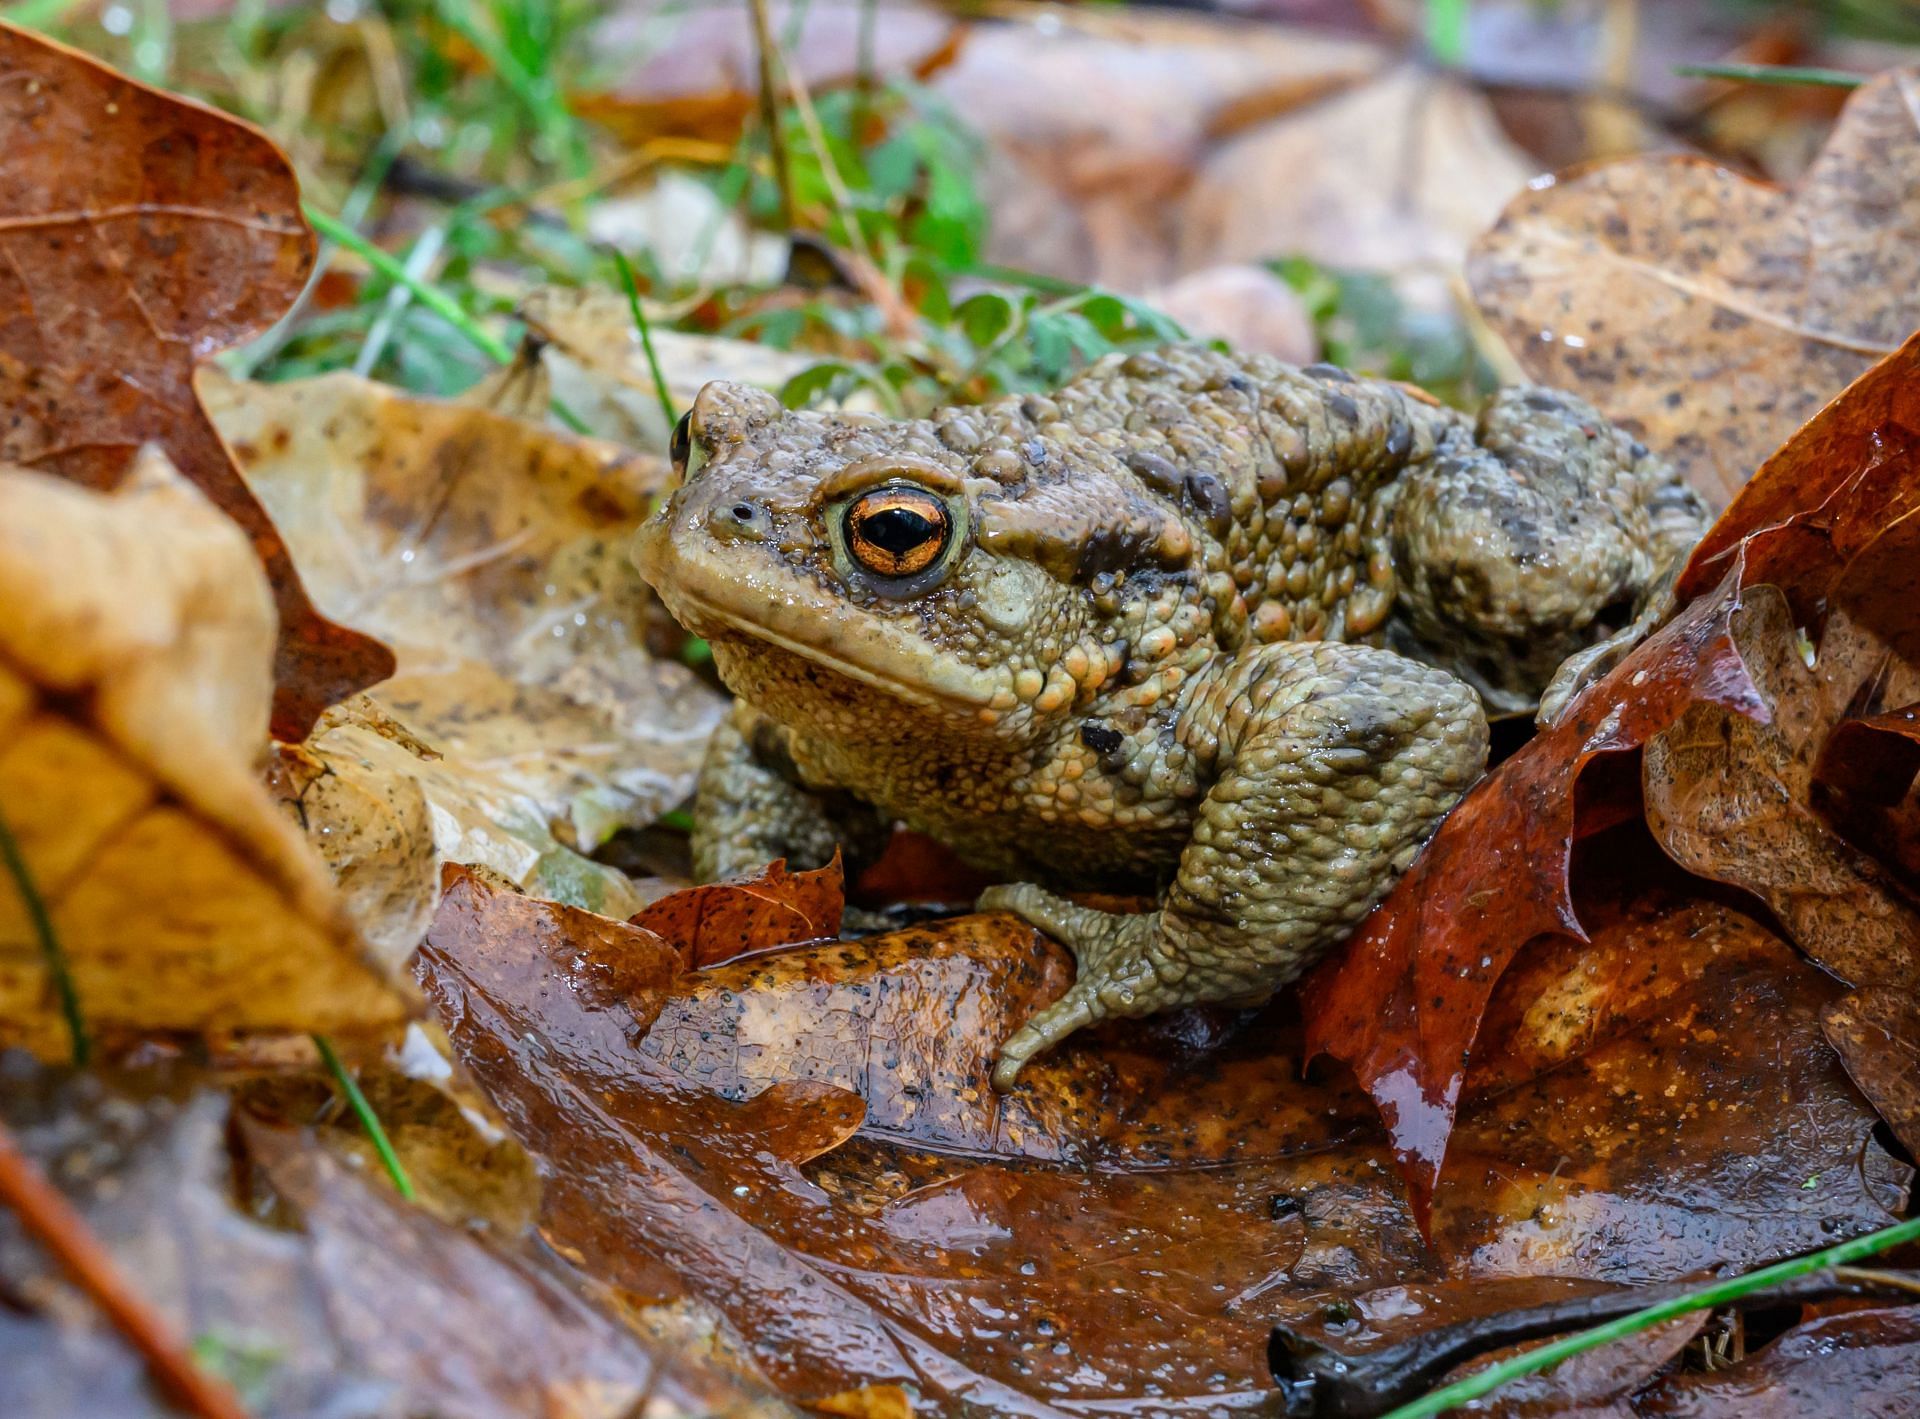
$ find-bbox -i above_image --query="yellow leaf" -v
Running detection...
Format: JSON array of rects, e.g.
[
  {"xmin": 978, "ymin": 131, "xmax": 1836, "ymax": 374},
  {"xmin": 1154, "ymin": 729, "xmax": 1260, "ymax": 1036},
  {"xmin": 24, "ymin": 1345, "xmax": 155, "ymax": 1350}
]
[{"xmin": 0, "ymin": 452, "xmax": 407, "ymax": 1057}]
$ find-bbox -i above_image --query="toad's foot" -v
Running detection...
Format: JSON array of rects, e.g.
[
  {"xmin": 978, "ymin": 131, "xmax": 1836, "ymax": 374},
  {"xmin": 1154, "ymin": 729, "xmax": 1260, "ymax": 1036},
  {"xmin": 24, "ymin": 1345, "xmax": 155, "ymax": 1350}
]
[{"xmin": 978, "ymin": 884, "xmax": 1197, "ymax": 1090}]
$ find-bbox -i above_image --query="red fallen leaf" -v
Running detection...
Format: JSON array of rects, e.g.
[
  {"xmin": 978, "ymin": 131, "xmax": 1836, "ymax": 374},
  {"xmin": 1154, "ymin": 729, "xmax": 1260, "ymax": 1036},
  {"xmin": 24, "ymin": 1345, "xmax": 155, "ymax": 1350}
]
[
  {"xmin": 1305, "ymin": 328, "xmax": 1920, "ymax": 1231},
  {"xmin": 0, "ymin": 23, "xmax": 392, "ymax": 740},
  {"xmin": 851, "ymin": 828, "xmax": 997, "ymax": 908},
  {"xmin": 1298, "ymin": 576, "xmax": 1766, "ymax": 1231},
  {"xmin": 632, "ymin": 852, "xmax": 845, "ymax": 968},
  {"xmin": 1679, "ymin": 328, "xmax": 1920, "ymax": 606}
]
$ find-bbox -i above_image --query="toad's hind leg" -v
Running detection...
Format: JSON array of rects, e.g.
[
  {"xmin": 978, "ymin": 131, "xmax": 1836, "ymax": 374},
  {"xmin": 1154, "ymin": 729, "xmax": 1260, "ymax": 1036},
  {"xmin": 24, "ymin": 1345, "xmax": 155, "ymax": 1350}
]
[
  {"xmin": 981, "ymin": 642, "xmax": 1488, "ymax": 1088},
  {"xmin": 1390, "ymin": 385, "xmax": 1708, "ymax": 722}
]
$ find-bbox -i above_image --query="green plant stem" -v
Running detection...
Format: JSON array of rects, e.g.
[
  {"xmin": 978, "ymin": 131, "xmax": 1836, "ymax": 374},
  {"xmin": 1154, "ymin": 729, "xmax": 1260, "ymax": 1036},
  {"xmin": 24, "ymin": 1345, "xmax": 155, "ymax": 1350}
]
[
  {"xmin": 1675, "ymin": 62, "xmax": 1865, "ymax": 88},
  {"xmin": 1425, "ymin": 0, "xmax": 1468, "ymax": 67},
  {"xmin": 303, "ymin": 203, "xmax": 515, "ymax": 365},
  {"xmin": 312, "ymin": 1036, "xmax": 416, "ymax": 1202},
  {"xmin": 1380, "ymin": 1214, "xmax": 1920, "ymax": 1419},
  {"xmin": 612, "ymin": 249, "xmax": 678, "ymax": 430},
  {"xmin": 746, "ymin": 0, "xmax": 797, "ymax": 231},
  {"xmin": 0, "ymin": 802, "xmax": 88, "ymax": 1067}
]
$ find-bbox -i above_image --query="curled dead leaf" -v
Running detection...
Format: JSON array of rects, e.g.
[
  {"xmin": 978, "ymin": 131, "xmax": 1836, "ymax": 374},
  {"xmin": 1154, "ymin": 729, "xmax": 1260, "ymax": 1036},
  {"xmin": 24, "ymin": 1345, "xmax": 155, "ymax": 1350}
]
[{"xmin": 0, "ymin": 454, "xmax": 404, "ymax": 1058}]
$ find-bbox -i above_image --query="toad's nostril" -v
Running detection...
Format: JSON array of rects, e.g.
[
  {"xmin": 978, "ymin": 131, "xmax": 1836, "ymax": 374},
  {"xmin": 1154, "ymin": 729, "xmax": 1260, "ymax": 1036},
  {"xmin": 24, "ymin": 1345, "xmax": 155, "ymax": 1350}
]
[{"xmin": 709, "ymin": 500, "xmax": 770, "ymax": 542}]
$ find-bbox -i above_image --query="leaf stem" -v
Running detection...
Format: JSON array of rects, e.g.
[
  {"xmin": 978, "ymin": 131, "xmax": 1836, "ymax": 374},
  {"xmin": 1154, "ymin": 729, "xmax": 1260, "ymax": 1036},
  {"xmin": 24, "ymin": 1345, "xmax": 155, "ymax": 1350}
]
[
  {"xmin": 1380, "ymin": 1214, "xmax": 1920, "ymax": 1418},
  {"xmin": 0, "ymin": 800, "xmax": 88, "ymax": 1066},
  {"xmin": 1674, "ymin": 62, "xmax": 1865, "ymax": 88},
  {"xmin": 312, "ymin": 1036, "xmax": 416, "ymax": 1202},
  {"xmin": 612, "ymin": 249, "xmax": 678, "ymax": 430}
]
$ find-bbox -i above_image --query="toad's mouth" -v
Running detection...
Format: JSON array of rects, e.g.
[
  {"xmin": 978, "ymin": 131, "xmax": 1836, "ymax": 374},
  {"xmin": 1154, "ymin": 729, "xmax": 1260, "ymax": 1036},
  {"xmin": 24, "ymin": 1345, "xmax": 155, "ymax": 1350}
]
[{"xmin": 636, "ymin": 520, "xmax": 999, "ymax": 712}]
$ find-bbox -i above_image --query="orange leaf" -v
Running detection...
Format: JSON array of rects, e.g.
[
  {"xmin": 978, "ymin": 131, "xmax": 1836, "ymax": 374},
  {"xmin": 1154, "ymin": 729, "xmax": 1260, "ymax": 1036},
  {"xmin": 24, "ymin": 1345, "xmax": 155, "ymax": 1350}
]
[
  {"xmin": 0, "ymin": 23, "xmax": 392, "ymax": 740},
  {"xmin": 631, "ymin": 853, "xmax": 846, "ymax": 968}
]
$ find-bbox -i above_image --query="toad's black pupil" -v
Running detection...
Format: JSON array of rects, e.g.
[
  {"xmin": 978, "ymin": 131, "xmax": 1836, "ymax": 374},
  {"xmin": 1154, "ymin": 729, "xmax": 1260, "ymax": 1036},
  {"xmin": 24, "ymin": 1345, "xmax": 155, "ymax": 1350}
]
[
  {"xmin": 670, "ymin": 411, "xmax": 692, "ymax": 469},
  {"xmin": 860, "ymin": 507, "xmax": 938, "ymax": 555}
]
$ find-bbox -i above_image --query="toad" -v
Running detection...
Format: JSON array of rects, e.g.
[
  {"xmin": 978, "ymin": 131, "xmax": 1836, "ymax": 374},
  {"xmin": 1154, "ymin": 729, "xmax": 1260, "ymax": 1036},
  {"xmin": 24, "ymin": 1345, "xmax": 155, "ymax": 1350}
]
[{"xmin": 634, "ymin": 347, "xmax": 1706, "ymax": 1086}]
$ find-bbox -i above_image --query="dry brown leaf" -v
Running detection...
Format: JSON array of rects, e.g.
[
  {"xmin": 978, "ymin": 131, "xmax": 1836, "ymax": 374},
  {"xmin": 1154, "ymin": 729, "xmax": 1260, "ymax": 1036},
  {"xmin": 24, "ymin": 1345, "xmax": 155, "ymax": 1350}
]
[
  {"xmin": 1469, "ymin": 66, "xmax": 1920, "ymax": 505},
  {"xmin": 578, "ymin": 0, "xmax": 962, "ymax": 148},
  {"xmin": 0, "ymin": 21, "xmax": 393, "ymax": 739},
  {"xmin": 201, "ymin": 368, "xmax": 725, "ymax": 917},
  {"xmin": 1644, "ymin": 583, "xmax": 1920, "ymax": 986},
  {"xmin": 0, "ymin": 454, "xmax": 405, "ymax": 1058}
]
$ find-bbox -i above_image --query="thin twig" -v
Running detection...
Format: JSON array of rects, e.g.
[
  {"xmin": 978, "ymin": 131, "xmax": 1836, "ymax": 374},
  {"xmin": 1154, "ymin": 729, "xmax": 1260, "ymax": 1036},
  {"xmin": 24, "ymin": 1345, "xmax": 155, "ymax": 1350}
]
[
  {"xmin": 612, "ymin": 249, "xmax": 679, "ymax": 430},
  {"xmin": 0, "ymin": 800, "xmax": 87, "ymax": 1066},
  {"xmin": 313, "ymin": 1036, "xmax": 416, "ymax": 1202},
  {"xmin": 0, "ymin": 1121, "xmax": 251, "ymax": 1419},
  {"xmin": 746, "ymin": 0, "xmax": 796, "ymax": 231}
]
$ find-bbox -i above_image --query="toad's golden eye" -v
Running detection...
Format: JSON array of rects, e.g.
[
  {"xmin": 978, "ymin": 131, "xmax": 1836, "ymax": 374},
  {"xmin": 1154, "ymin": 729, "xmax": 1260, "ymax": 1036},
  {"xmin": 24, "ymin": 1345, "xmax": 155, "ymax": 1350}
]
[{"xmin": 843, "ymin": 486, "xmax": 951, "ymax": 578}]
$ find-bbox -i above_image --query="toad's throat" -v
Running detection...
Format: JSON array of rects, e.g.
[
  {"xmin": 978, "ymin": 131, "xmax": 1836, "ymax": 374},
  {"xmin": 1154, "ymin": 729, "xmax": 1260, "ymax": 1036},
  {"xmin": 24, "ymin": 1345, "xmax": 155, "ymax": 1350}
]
[{"xmin": 667, "ymin": 586, "xmax": 998, "ymax": 711}]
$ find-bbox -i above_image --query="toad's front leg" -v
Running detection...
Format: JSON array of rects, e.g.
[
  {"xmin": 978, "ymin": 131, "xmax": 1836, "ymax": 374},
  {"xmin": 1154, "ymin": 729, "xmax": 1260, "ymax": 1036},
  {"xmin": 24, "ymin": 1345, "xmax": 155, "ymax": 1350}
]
[{"xmin": 982, "ymin": 641, "xmax": 1488, "ymax": 1088}]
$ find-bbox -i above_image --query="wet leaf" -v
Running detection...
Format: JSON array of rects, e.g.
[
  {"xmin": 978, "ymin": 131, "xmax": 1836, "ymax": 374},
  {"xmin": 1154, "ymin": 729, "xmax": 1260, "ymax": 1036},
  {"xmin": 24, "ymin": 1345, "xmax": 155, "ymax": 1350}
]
[
  {"xmin": 0, "ymin": 21, "xmax": 392, "ymax": 739},
  {"xmin": 1824, "ymin": 986, "xmax": 1920, "ymax": 1167},
  {"xmin": 1633, "ymin": 1305, "xmax": 1920, "ymax": 1416},
  {"xmin": 1305, "ymin": 327, "xmax": 1920, "ymax": 1225},
  {"xmin": 633, "ymin": 855, "xmax": 846, "ymax": 968},
  {"xmin": 201, "ymin": 369, "xmax": 726, "ymax": 919},
  {"xmin": 1470, "ymin": 66, "xmax": 1920, "ymax": 506},
  {"xmin": 1298, "ymin": 575, "xmax": 1766, "ymax": 1226},
  {"xmin": 0, "ymin": 456, "xmax": 405, "ymax": 1057},
  {"xmin": 1645, "ymin": 585, "xmax": 1920, "ymax": 987},
  {"xmin": 418, "ymin": 849, "xmax": 1901, "ymax": 1414}
]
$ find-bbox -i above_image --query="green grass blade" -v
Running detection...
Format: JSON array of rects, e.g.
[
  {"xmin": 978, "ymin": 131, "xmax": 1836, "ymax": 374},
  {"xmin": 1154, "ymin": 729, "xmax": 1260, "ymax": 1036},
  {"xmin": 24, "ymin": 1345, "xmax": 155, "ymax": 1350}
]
[
  {"xmin": 612, "ymin": 249, "xmax": 678, "ymax": 431},
  {"xmin": 313, "ymin": 1035, "xmax": 417, "ymax": 1202},
  {"xmin": 1380, "ymin": 1214, "xmax": 1920, "ymax": 1418},
  {"xmin": 1425, "ymin": 0, "xmax": 1468, "ymax": 67},
  {"xmin": 302, "ymin": 203, "xmax": 514, "ymax": 365},
  {"xmin": 1675, "ymin": 62, "xmax": 1865, "ymax": 88},
  {"xmin": 0, "ymin": 802, "xmax": 88, "ymax": 1067}
]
